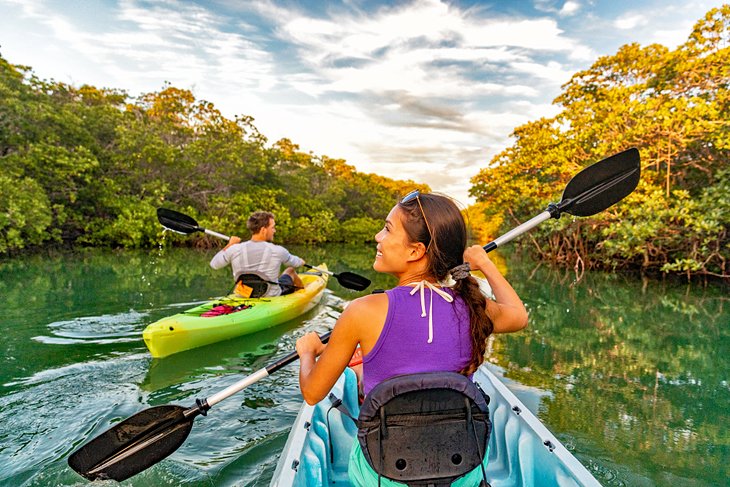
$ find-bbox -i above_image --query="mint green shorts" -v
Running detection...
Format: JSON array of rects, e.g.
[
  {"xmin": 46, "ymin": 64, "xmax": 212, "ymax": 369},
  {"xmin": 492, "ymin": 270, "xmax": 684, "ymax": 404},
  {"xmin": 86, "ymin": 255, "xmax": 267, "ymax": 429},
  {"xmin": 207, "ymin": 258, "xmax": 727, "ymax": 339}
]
[{"xmin": 348, "ymin": 441, "xmax": 490, "ymax": 487}]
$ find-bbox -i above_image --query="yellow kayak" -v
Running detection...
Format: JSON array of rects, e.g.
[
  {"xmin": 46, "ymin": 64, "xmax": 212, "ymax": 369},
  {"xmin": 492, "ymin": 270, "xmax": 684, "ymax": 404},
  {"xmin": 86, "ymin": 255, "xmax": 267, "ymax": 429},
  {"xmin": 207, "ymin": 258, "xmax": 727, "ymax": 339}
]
[{"xmin": 143, "ymin": 265, "xmax": 329, "ymax": 358}]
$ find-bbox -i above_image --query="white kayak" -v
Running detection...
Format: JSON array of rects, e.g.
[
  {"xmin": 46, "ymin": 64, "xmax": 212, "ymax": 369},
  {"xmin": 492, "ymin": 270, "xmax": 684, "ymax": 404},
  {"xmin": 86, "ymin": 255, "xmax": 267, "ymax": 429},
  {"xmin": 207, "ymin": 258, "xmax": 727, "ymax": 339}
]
[{"xmin": 271, "ymin": 366, "xmax": 601, "ymax": 487}]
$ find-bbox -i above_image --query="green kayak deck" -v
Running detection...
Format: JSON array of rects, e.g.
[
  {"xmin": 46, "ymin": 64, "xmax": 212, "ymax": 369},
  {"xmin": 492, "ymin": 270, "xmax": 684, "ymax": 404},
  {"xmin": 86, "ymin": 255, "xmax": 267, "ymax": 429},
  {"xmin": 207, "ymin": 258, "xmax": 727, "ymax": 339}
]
[{"xmin": 143, "ymin": 265, "xmax": 328, "ymax": 358}]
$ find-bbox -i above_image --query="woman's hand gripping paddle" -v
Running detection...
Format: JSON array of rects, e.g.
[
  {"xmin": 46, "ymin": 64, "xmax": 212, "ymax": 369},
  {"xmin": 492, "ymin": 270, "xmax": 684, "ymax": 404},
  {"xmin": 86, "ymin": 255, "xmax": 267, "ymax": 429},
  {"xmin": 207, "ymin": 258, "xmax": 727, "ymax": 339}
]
[{"xmin": 156, "ymin": 208, "xmax": 371, "ymax": 291}]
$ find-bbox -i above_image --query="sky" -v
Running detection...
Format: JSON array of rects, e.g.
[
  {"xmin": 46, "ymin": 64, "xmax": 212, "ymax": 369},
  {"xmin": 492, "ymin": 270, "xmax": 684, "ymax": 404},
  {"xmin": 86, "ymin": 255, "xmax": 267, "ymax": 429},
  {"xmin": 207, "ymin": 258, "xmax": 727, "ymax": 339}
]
[{"xmin": 0, "ymin": 0, "xmax": 724, "ymax": 205}]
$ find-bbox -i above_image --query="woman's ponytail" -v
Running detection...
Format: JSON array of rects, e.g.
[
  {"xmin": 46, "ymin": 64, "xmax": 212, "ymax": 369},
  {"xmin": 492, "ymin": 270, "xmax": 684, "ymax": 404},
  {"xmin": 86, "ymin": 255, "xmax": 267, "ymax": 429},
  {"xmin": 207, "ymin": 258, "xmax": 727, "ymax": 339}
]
[{"xmin": 454, "ymin": 275, "xmax": 492, "ymax": 375}]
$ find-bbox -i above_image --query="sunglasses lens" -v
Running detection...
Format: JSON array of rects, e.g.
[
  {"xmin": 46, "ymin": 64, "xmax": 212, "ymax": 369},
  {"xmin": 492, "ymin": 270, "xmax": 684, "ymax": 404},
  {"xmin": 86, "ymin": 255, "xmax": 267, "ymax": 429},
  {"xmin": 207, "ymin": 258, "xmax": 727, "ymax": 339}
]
[{"xmin": 401, "ymin": 190, "xmax": 419, "ymax": 204}]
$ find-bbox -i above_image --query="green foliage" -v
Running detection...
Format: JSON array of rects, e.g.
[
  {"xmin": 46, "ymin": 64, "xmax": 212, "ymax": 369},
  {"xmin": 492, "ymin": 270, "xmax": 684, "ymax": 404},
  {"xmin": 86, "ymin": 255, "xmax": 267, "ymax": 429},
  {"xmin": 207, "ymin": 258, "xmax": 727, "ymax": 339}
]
[
  {"xmin": 0, "ymin": 175, "xmax": 52, "ymax": 253},
  {"xmin": 338, "ymin": 217, "xmax": 382, "ymax": 243},
  {"xmin": 0, "ymin": 54, "xmax": 423, "ymax": 254},
  {"xmin": 292, "ymin": 211, "xmax": 338, "ymax": 244},
  {"xmin": 470, "ymin": 5, "xmax": 730, "ymax": 278},
  {"xmin": 79, "ymin": 198, "xmax": 160, "ymax": 248}
]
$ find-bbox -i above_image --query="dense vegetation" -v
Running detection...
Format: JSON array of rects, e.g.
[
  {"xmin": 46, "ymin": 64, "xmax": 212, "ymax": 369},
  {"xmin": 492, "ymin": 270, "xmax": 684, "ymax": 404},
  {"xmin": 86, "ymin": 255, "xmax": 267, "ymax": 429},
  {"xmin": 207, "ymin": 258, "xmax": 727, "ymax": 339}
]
[
  {"xmin": 1, "ymin": 7, "xmax": 728, "ymax": 278},
  {"xmin": 0, "ymin": 60, "xmax": 426, "ymax": 254},
  {"xmin": 471, "ymin": 6, "xmax": 729, "ymax": 278}
]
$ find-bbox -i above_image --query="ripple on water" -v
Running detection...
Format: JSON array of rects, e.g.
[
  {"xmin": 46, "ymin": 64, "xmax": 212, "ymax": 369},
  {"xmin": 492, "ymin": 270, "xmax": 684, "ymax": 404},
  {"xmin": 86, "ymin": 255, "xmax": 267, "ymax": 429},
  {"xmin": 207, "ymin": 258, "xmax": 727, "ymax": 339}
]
[
  {"xmin": 2, "ymin": 294, "xmax": 342, "ymax": 486},
  {"xmin": 0, "ymin": 353, "xmax": 151, "ymax": 483},
  {"xmin": 32, "ymin": 309, "xmax": 149, "ymax": 344}
]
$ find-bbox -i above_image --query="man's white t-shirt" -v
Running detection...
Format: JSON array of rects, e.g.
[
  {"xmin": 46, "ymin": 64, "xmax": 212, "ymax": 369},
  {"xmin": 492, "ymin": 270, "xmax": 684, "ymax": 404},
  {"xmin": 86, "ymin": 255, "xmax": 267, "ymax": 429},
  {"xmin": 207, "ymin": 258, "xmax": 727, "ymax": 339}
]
[{"xmin": 210, "ymin": 240, "xmax": 304, "ymax": 297}]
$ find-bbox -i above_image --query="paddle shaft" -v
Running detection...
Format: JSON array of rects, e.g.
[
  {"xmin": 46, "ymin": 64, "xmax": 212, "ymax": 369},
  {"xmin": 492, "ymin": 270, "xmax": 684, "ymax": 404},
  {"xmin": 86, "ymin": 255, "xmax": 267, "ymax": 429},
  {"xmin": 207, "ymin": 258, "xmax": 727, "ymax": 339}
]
[
  {"xmin": 483, "ymin": 210, "xmax": 553, "ymax": 253},
  {"xmin": 206, "ymin": 229, "xmax": 230, "ymax": 240},
  {"xmin": 304, "ymin": 263, "xmax": 334, "ymax": 277},
  {"xmin": 482, "ymin": 148, "xmax": 640, "ymax": 253},
  {"xmin": 206, "ymin": 331, "xmax": 332, "ymax": 407}
]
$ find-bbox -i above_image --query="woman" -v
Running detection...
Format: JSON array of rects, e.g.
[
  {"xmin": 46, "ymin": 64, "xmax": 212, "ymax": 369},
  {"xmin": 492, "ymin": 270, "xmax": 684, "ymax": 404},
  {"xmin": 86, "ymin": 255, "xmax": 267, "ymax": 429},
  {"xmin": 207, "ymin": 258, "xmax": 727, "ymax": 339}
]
[{"xmin": 296, "ymin": 191, "xmax": 528, "ymax": 486}]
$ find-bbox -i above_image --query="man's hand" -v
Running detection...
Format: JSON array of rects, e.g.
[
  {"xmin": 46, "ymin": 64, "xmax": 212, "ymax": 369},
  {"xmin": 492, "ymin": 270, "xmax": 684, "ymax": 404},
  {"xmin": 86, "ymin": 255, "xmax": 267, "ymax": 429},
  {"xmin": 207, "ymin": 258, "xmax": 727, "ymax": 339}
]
[{"xmin": 224, "ymin": 235, "xmax": 241, "ymax": 250}]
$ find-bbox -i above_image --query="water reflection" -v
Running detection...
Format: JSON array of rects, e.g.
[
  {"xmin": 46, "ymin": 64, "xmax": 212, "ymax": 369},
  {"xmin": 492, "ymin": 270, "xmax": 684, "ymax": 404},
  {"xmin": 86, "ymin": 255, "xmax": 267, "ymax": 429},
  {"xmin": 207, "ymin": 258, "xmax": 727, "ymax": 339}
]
[
  {"xmin": 0, "ymin": 246, "xmax": 726, "ymax": 486},
  {"xmin": 490, "ymin": 254, "xmax": 729, "ymax": 485}
]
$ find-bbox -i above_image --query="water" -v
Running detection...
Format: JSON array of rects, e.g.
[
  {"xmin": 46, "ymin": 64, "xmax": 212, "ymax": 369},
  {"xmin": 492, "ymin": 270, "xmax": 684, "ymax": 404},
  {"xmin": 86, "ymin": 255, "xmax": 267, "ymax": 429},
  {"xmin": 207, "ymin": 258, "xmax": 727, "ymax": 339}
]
[{"xmin": 0, "ymin": 246, "xmax": 727, "ymax": 486}]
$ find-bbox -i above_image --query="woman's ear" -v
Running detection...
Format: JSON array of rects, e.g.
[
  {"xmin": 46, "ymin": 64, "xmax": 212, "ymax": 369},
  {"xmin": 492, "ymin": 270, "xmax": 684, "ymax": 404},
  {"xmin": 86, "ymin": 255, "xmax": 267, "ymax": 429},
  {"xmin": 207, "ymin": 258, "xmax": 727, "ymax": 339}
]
[{"xmin": 406, "ymin": 242, "xmax": 428, "ymax": 262}]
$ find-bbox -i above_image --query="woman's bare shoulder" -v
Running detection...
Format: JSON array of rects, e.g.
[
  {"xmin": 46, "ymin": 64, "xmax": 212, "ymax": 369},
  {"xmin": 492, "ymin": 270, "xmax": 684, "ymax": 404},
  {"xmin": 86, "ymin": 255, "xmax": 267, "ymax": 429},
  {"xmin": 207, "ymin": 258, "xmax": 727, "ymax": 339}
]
[
  {"xmin": 338, "ymin": 292, "xmax": 390, "ymax": 348},
  {"xmin": 345, "ymin": 292, "xmax": 388, "ymax": 311},
  {"xmin": 339, "ymin": 292, "xmax": 389, "ymax": 325}
]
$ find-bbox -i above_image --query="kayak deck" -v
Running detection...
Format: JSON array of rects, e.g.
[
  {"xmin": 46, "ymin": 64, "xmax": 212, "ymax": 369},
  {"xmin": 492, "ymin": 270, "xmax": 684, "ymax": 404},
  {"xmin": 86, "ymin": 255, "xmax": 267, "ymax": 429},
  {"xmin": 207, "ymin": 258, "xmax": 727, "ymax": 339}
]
[
  {"xmin": 271, "ymin": 366, "xmax": 601, "ymax": 487},
  {"xmin": 143, "ymin": 265, "xmax": 328, "ymax": 358}
]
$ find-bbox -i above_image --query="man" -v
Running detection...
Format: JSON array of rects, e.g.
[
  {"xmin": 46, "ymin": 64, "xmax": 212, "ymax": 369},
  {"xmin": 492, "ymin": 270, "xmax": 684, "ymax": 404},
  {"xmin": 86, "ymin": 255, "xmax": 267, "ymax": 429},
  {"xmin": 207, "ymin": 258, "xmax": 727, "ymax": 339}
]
[{"xmin": 210, "ymin": 211, "xmax": 305, "ymax": 297}]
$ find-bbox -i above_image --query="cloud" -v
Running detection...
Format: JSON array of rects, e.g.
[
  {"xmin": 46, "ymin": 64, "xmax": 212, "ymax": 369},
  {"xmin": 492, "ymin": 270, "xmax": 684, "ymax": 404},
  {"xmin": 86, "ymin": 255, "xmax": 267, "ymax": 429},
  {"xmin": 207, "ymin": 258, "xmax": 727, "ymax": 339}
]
[
  {"xmin": 0, "ymin": 0, "xmax": 606, "ymax": 205},
  {"xmin": 613, "ymin": 13, "xmax": 649, "ymax": 30},
  {"xmin": 253, "ymin": 0, "xmax": 587, "ymax": 159},
  {"xmin": 559, "ymin": 1, "xmax": 581, "ymax": 17},
  {"xmin": 534, "ymin": 0, "xmax": 581, "ymax": 17},
  {"xmin": 267, "ymin": 0, "xmax": 587, "ymax": 92},
  {"xmin": 7, "ymin": 0, "xmax": 279, "ymax": 95}
]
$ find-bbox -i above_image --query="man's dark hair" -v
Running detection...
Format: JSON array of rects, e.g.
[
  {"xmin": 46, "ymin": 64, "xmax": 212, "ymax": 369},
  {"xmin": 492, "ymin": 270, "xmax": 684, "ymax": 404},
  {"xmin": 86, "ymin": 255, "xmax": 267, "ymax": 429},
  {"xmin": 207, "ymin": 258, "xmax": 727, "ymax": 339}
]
[{"xmin": 247, "ymin": 211, "xmax": 274, "ymax": 234}]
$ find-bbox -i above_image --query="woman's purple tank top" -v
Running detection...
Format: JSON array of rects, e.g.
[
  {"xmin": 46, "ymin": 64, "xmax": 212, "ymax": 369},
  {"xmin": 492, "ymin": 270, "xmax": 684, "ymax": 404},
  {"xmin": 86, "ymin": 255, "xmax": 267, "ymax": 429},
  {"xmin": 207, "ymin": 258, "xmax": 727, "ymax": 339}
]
[{"xmin": 362, "ymin": 285, "xmax": 472, "ymax": 396}]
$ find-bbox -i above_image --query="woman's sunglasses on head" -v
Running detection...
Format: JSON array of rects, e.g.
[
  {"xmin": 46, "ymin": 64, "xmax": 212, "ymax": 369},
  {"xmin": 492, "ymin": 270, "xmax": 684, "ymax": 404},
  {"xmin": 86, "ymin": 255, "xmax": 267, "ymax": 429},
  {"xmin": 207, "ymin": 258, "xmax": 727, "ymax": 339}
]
[{"xmin": 401, "ymin": 190, "xmax": 433, "ymax": 249}]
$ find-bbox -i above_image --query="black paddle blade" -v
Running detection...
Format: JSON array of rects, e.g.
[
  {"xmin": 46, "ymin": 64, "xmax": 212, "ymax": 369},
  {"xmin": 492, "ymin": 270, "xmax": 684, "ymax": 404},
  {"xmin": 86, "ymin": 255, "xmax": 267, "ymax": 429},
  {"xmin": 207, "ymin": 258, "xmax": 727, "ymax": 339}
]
[
  {"xmin": 68, "ymin": 405, "xmax": 195, "ymax": 482},
  {"xmin": 157, "ymin": 208, "xmax": 202, "ymax": 235},
  {"xmin": 335, "ymin": 271, "xmax": 371, "ymax": 291},
  {"xmin": 558, "ymin": 148, "xmax": 641, "ymax": 217}
]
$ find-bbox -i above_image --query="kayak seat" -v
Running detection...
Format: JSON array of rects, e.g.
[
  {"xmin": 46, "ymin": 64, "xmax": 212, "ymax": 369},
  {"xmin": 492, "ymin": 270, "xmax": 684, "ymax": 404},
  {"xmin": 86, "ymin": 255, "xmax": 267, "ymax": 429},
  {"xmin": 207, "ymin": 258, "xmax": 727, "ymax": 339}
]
[
  {"xmin": 355, "ymin": 372, "xmax": 492, "ymax": 487},
  {"xmin": 235, "ymin": 273, "xmax": 270, "ymax": 298}
]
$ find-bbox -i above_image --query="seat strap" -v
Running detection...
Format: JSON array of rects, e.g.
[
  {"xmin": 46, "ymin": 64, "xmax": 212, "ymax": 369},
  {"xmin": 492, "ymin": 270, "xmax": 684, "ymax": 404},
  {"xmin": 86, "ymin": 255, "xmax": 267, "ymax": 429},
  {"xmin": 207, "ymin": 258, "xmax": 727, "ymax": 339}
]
[
  {"xmin": 467, "ymin": 397, "xmax": 489, "ymax": 486},
  {"xmin": 326, "ymin": 393, "xmax": 357, "ymax": 464},
  {"xmin": 327, "ymin": 393, "xmax": 357, "ymax": 422}
]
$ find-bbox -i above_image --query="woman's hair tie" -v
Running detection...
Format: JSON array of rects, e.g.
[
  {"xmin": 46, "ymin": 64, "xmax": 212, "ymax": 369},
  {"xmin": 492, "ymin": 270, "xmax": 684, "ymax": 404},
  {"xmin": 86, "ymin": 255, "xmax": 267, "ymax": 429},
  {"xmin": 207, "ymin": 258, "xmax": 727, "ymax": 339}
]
[{"xmin": 449, "ymin": 263, "xmax": 471, "ymax": 281}]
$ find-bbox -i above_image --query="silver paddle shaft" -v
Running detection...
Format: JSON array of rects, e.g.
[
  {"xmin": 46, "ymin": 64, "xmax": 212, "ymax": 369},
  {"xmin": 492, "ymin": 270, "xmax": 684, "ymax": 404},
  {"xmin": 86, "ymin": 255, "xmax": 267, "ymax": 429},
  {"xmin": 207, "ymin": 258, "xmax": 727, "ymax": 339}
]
[
  {"xmin": 203, "ymin": 331, "xmax": 332, "ymax": 408},
  {"xmin": 206, "ymin": 368, "xmax": 269, "ymax": 407},
  {"xmin": 485, "ymin": 210, "xmax": 552, "ymax": 251},
  {"xmin": 204, "ymin": 229, "xmax": 230, "ymax": 241}
]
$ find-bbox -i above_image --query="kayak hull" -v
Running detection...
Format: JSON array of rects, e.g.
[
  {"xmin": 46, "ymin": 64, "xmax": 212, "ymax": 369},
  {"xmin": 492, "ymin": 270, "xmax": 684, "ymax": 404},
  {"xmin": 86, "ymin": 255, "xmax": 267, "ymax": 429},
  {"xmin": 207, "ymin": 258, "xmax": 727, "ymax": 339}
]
[
  {"xmin": 143, "ymin": 265, "xmax": 328, "ymax": 358},
  {"xmin": 271, "ymin": 365, "xmax": 601, "ymax": 487}
]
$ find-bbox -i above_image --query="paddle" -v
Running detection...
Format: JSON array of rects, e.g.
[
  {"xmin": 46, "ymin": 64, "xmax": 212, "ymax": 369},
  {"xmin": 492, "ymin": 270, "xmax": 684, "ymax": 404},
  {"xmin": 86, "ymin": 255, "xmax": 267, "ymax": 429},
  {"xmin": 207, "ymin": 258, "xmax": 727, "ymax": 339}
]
[
  {"xmin": 302, "ymin": 264, "xmax": 371, "ymax": 292},
  {"xmin": 69, "ymin": 148, "xmax": 641, "ymax": 482},
  {"xmin": 68, "ymin": 332, "xmax": 332, "ymax": 481},
  {"xmin": 157, "ymin": 208, "xmax": 230, "ymax": 241},
  {"xmin": 482, "ymin": 147, "xmax": 640, "ymax": 253},
  {"xmin": 157, "ymin": 208, "xmax": 371, "ymax": 291}
]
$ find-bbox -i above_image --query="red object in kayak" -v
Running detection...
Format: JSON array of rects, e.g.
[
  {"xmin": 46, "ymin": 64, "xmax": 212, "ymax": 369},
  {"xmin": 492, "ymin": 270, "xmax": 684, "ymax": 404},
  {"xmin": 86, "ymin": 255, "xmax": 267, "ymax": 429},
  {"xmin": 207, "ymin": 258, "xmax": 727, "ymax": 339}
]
[{"xmin": 348, "ymin": 347, "xmax": 363, "ymax": 367}]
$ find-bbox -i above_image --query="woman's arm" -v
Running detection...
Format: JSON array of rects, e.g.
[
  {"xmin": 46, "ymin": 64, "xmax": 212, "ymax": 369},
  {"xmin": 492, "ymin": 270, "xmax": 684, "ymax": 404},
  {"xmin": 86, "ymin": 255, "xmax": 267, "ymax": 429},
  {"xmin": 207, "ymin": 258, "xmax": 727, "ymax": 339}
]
[
  {"xmin": 463, "ymin": 245, "xmax": 528, "ymax": 333},
  {"xmin": 296, "ymin": 298, "xmax": 369, "ymax": 405}
]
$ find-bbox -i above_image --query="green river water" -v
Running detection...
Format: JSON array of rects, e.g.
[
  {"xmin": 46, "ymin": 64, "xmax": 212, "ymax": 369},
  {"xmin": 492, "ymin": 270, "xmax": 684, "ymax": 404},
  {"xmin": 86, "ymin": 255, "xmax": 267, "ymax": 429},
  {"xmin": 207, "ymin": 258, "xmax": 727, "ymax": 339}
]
[{"xmin": 0, "ymin": 245, "xmax": 727, "ymax": 486}]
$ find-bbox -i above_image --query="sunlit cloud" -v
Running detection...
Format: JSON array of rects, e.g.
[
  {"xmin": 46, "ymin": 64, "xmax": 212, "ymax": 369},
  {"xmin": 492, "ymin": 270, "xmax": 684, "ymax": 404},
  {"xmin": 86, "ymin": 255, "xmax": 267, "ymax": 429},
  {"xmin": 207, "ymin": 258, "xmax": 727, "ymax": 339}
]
[
  {"xmin": 614, "ymin": 13, "xmax": 649, "ymax": 30},
  {"xmin": 560, "ymin": 1, "xmax": 581, "ymax": 17},
  {"xmin": 0, "ymin": 0, "xmax": 720, "ymax": 203}
]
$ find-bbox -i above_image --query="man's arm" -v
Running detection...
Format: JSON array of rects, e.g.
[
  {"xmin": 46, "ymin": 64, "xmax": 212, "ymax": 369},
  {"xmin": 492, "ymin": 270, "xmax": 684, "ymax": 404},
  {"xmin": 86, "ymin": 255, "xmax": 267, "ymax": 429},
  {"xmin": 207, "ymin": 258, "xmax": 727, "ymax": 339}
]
[
  {"xmin": 210, "ymin": 236, "xmax": 241, "ymax": 269},
  {"xmin": 280, "ymin": 245, "xmax": 305, "ymax": 268}
]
